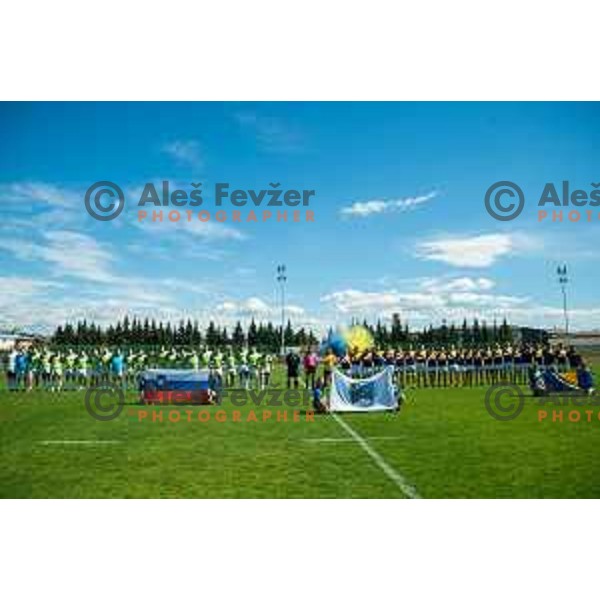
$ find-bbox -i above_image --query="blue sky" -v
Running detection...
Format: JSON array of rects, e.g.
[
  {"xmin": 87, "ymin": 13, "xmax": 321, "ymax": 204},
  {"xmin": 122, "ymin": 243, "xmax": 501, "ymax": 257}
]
[{"xmin": 1, "ymin": 102, "xmax": 599, "ymax": 333}]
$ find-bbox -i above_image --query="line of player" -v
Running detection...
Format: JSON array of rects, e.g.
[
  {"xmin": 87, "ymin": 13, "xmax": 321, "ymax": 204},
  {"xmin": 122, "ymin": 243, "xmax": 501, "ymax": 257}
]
[
  {"xmin": 5, "ymin": 346, "xmax": 277, "ymax": 392},
  {"xmin": 4, "ymin": 342, "xmax": 585, "ymax": 392}
]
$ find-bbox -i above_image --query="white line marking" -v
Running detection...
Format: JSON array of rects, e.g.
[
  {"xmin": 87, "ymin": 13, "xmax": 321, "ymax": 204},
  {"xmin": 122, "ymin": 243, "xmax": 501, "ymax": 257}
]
[
  {"xmin": 331, "ymin": 413, "xmax": 420, "ymax": 499},
  {"xmin": 38, "ymin": 440, "xmax": 122, "ymax": 445},
  {"xmin": 301, "ymin": 436, "xmax": 406, "ymax": 443}
]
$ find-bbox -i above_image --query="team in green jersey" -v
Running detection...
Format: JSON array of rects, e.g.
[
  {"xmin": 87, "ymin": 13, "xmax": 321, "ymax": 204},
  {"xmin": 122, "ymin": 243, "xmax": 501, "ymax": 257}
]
[{"xmin": 5, "ymin": 345, "xmax": 278, "ymax": 391}]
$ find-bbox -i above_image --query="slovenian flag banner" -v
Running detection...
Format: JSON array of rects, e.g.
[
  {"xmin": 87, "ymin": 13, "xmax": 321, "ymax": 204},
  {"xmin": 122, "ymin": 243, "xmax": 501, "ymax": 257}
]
[{"xmin": 141, "ymin": 369, "xmax": 212, "ymax": 404}]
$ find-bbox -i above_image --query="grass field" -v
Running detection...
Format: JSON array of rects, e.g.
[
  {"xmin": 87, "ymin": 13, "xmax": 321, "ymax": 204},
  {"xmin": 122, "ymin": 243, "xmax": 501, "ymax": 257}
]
[{"xmin": 1, "ymin": 364, "xmax": 599, "ymax": 498}]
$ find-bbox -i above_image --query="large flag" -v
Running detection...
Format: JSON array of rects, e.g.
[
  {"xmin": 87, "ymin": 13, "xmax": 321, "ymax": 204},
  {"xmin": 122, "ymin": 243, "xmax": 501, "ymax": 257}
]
[
  {"xmin": 329, "ymin": 366, "xmax": 398, "ymax": 412},
  {"xmin": 541, "ymin": 368, "xmax": 580, "ymax": 393},
  {"xmin": 141, "ymin": 369, "xmax": 214, "ymax": 405}
]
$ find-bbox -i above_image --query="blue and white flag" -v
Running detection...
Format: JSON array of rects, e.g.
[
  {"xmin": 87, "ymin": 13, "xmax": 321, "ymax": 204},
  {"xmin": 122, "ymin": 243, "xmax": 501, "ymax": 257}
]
[{"xmin": 329, "ymin": 366, "xmax": 397, "ymax": 412}]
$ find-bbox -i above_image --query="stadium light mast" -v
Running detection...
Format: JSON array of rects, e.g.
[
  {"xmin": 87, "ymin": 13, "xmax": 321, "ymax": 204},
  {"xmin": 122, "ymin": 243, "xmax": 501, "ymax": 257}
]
[
  {"xmin": 557, "ymin": 264, "xmax": 569, "ymax": 343},
  {"xmin": 276, "ymin": 264, "xmax": 287, "ymax": 355}
]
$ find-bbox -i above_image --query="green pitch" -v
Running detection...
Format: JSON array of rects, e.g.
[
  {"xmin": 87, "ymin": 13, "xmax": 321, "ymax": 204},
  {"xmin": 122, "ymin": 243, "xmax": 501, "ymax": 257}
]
[{"xmin": 1, "ymin": 368, "xmax": 599, "ymax": 498}]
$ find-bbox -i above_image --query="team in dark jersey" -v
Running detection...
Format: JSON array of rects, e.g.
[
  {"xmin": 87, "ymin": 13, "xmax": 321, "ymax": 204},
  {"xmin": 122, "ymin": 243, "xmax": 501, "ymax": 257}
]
[{"xmin": 318, "ymin": 343, "xmax": 581, "ymax": 388}]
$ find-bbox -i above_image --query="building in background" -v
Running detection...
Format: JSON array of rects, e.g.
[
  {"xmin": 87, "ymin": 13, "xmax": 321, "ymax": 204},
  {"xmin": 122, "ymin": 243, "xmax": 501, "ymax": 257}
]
[{"xmin": 0, "ymin": 332, "xmax": 44, "ymax": 352}]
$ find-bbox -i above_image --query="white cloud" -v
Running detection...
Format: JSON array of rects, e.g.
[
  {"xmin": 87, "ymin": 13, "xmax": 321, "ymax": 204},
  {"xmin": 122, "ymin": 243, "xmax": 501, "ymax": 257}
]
[
  {"xmin": 234, "ymin": 267, "xmax": 256, "ymax": 277},
  {"xmin": 156, "ymin": 278, "xmax": 213, "ymax": 296},
  {"xmin": 0, "ymin": 230, "xmax": 117, "ymax": 283},
  {"xmin": 415, "ymin": 233, "xmax": 539, "ymax": 268},
  {"xmin": 420, "ymin": 277, "xmax": 496, "ymax": 293},
  {"xmin": 42, "ymin": 231, "xmax": 117, "ymax": 282},
  {"xmin": 180, "ymin": 219, "xmax": 245, "ymax": 241},
  {"xmin": 162, "ymin": 140, "xmax": 204, "ymax": 168},
  {"xmin": 135, "ymin": 213, "xmax": 246, "ymax": 241},
  {"xmin": 217, "ymin": 298, "xmax": 270, "ymax": 316},
  {"xmin": 0, "ymin": 277, "xmax": 61, "ymax": 296},
  {"xmin": 285, "ymin": 305, "xmax": 306, "ymax": 316},
  {"xmin": 244, "ymin": 297, "xmax": 272, "ymax": 314},
  {"xmin": 320, "ymin": 277, "xmax": 532, "ymax": 325},
  {"xmin": 1, "ymin": 269, "xmax": 597, "ymax": 335},
  {"xmin": 321, "ymin": 290, "xmax": 403, "ymax": 313},
  {"xmin": 0, "ymin": 182, "xmax": 79, "ymax": 209},
  {"xmin": 0, "ymin": 278, "xmax": 63, "ymax": 330},
  {"xmin": 341, "ymin": 192, "xmax": 436, "ymax": 218},
  {"xmin": 321, "ymin": 289, "xmax": 445, "ymax": 314},
  {"xmin": 446, "ymin": 292, "xmax": 528, "ymax": 308},
  {"xmin": 1, "ymin": 180, "xmax": 247, "ymax": 245},
  {"xmin": 216, "ymin": 297, "xmax": 305, "ymax": 319},
  {"xmin": 0, "ymin": 182, "xmax": 84, "ymax": 230},
  {"xmin": 234, "ymin": 111, "xmax": 303, "ymax": 153},
  {"xmin": 218, "ymin": 301, "xmax": 238, "ymax": 313}
]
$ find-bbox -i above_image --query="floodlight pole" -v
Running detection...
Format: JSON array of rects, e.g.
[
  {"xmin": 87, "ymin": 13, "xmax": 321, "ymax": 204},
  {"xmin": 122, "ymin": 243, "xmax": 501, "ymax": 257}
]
[
  {"xmin": 557, "ymin": 264, "xmax": 569, "ymax": 343},
  {"xmin": 276, "ymin": 265, "xmax": 287, "ymax": 356}
]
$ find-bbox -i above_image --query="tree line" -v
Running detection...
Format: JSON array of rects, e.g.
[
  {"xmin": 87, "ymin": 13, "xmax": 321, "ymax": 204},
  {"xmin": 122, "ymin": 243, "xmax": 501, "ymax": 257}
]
[
  {"xmin": 50, "ymin": 314, "xmax": 547, "ymax": 352},
  {"xmin": 51, "ymin": 317, "xmax": 319, "ymax": 351}
]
